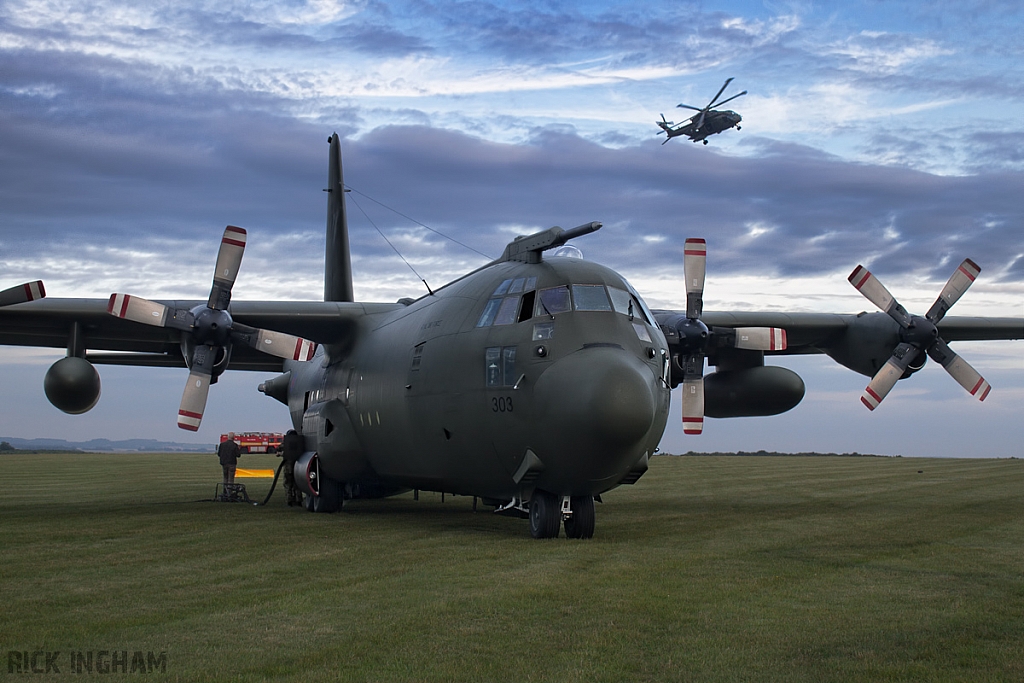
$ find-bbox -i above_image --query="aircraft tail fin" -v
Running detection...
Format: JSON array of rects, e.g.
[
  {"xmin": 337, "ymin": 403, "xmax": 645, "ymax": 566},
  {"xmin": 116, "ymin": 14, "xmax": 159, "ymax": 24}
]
[{"xmin": 324, "ymin": 133, "xmax": 354, "ymax": 302}]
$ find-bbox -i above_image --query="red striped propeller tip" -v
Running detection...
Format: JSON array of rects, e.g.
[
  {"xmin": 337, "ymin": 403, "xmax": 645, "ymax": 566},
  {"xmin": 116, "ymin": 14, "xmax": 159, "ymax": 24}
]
[
  {"xmin": 684, "ymin": 238, "xmax": 706, "ymax": 255},
  {"xmin": 682, "ymin": 417, "xmax": 704, "ymax": 434},
  {"xmin": 222, "ymin": 226, "xmax": 247, "ymax": 248},
  {"xmin": 177, "ymin": 409, "xmax": 203, "ymax": 431},
  {"xmin": 24, "ymin": 281, "xmax": 45, "ymax": 300},
  {"xmin": 849, "ymin": 265, "xmax": 871, "ymax": 288}
]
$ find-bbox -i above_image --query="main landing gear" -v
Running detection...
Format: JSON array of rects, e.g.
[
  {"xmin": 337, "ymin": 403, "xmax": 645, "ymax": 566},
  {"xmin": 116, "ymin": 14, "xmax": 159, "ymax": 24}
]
[{"xmin": 529, "ymin": 490, "xmax": 596, "ymax": 539}]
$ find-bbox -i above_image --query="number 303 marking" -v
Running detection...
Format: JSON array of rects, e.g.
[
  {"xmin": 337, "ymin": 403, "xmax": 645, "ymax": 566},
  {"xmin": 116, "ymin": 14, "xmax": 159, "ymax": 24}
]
[{"xmin": 492, "ymin": 396, "xmax": 513, "ymax": 413}]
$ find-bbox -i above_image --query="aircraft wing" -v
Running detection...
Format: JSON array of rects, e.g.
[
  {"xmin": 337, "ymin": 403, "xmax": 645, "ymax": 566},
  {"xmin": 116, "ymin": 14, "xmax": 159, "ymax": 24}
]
[
  {"xmin": 696, "ymin": 311, "xmax": 1024, "ymax": 350},
  {"xmin": 0, "ymin": 298, "xmax": 403, "ymax": 370},
  {"xmin": 656, "ymin": 308, "xmax": 1023, "ymax": 379}
]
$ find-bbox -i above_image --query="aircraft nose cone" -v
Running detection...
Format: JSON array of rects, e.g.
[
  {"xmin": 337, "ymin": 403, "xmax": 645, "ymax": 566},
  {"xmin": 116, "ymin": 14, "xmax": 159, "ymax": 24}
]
[{"xmin": 534, "ymin": 346, "xmax": 657, "ymax": 477}]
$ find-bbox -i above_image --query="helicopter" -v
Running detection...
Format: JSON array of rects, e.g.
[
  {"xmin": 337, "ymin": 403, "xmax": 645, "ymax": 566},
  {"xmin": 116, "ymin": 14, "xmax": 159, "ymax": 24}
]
[{"xmin": 657, "ymin": 78, "xmax": 747, "ymax": 145}]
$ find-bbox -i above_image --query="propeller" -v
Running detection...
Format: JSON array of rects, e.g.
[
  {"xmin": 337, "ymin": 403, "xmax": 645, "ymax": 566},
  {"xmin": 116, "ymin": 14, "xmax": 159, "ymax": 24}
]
[
  {"xmin": 0, "ymin": 280, "xmax": 45, "ymax": 307},
  {"xmin": 848, "ymin": 259, "xmax": 989, "ymax": 410},
  {"xmin": 677, "ymin": 77, "xmax": 747, "ymax": 131},
  {"xmin": 108, "ymin": 226, "xmax": 318, "ymax": 431},
  {"xmin": 670, "ymin": 238, "xmax": 787, "ymax": 434}
]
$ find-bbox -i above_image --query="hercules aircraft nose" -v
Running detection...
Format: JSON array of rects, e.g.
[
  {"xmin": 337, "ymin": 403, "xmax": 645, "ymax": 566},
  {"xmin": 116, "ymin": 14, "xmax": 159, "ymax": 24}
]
[{"xmin": 533, "ymin": 346, "xmax": 658, "ymax": 491}]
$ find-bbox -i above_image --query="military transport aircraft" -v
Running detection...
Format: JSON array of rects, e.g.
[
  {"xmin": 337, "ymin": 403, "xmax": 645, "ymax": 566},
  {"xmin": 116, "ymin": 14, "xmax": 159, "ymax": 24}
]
[
  {"xmin": 657, "ymin": 77, "xmax": 747, "ymax": 145},
  {"xmin": 1, "ymin": 134, "xmax": 1021, "ymax": 539}
]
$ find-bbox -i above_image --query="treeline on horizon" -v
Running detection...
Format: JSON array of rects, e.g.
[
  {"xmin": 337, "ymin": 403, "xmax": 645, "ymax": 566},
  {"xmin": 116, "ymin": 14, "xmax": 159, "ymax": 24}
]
[
  {"xmin": 0, "ymin": 441, "xmax": 893, "ymax": 458},
  {"xmin": 0, "ymin": 441, "xmax": 85, "ymax": 454},
  {"xmin": 662, "ymin": 450, "xmax": 893, "ymax": 458}
]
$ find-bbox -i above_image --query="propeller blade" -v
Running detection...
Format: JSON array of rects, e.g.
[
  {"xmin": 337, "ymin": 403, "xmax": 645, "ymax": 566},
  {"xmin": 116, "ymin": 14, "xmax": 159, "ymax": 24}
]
[
  {"xmin": 927, "ymin": 338, "xmax": 991, "ymax": 401},
  {"xmin": 859, "ymin": 342, "xmax": 916, "ymax": 410},
  {"xmin": 676, "ymin": 104, "xmax": 703, "ymax": 112},
  {"xmin": 848, "ymin": 265, "xmax": 912, "ymax": 328},
  {"xmin": 233, "ymin": 326, "xmax": 318, "ymax": 361},
  {"xmin": 208, "ymin": 225, "xmax": 247, "ymax": 310},
  {"xmin": 177, "ymin": 344, "xmax": 217, "ymax": 431},
  {"xmin": 926, "ymin": 258, "xmax": 981, "ymax": 324},
  {"xmin": 178, "ymin": 370, "xmax": 211, "ymax": 431},
  {"xmin": 733, "ymin": 327, "xmax": 787, "ymax": 351},
  {"xmin": 695, "ymin": 112, "xmax": 706, "ymax": 130},
  {"xmin": 107, "ymin": 293, "xmax": 194, "ymax": 331},
  {"xmin": 684, "ymin": 238, "xmax": 706, "ymax": 319},
  {"xmin": 679, "ymin": 350, "xmax": 705, "ymax": 434},
  {"xmin": 108, "ymin": 293, "xmax": 169, "ymax": 326},
  {"xmin": 0, "ymin": 281, "xmax": 45, "ymax": 307},
  {"xmin": 681, "ymin": 377, "xmax": 705, "ymax": 434}
]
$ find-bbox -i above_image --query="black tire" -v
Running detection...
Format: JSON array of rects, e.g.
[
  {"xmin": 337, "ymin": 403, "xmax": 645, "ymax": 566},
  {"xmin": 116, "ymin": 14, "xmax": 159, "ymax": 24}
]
[
  {"xmin": 313, "ymin": 477, "xmax": 343, "ymax": 514},
  {"xmin": 529, "ymin": 490, "xmax": 561, "ymax": 539},
  {"xmin": 564, "ymin": 495, "xmax": 595, "ymax": 539},
  {"xmin": 304, "ymin": 491, "xmax": 315, "ymax": 512}
]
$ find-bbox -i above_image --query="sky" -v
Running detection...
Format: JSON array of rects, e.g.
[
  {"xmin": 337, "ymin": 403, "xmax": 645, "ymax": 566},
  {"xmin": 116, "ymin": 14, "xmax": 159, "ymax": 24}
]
[{"xmin": 1, "ymin": 0, "xmax": 1022, "ymax": 456}]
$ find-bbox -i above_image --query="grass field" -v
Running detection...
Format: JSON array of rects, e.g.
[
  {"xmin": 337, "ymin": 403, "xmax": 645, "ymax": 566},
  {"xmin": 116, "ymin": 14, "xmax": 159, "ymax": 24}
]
[{"xmin": 1, "ymin": 453, "xmax": 1023, "ymax": 682}]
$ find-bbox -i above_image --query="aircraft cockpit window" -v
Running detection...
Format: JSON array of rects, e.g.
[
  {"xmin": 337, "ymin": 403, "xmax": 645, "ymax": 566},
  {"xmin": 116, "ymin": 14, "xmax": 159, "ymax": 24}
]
[
  {"xmin": 535, "ymin": 286, "xmax": 571, "ymax": 316},
  {"xmin": 485, "ymin": 346, "xmax": 517, "ymax": 387},
  {"xmin": 476, "ymin": 298, "xmax": 502, "ymax": 327},
  {"xmin": 572, "ymin": 285, "xmax": 612, "ymax": 311},
  {"xmin": 493, "ymin": 295, "xmax": 521, "ymax": 326},
  {"xmin": 518, "ymin": 290, "xmax": 536, "ymax": 323},
  {"xmin": 493, "ymin": 279, "xmax": 513, "ymax": 296},
  {"xmin": 508, "ymin": 277, "xmax": 526, "ymax": 294},
  {"xmin": 532, "ymin": 322, "xmax": 555, "ymax": 340},
  {"xmin": 632, "ymin": 321, "xmax": 652, "ymax": 343},
  {"xmin": 608, "ymin": 287, "xmax": 633, "ymax": 316},
  {"xmin": 485, "ymin": 347, "xmax": 501, "ymax": 386},
  {"xmin": 622, "ymin": 280, "xmax": 656, "ymax": 325},
  {"xmin": 525, "ymin": 276, "xmax": 537, "ymax": 292}
]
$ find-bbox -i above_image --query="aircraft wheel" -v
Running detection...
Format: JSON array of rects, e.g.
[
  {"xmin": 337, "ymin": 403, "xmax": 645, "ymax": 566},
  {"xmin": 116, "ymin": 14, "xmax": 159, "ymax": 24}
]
[
  {"xmin": 564, "ymin": 496, "xmax": 595, "ymax": 539},
  {"xmin": 304, "ymin": 492, "xmax": 315, "ymax": 512},
  {"xmin": 313, "ymin": 479, "xmax": 343, "ymax": 514},
  {"xmin": 702, "ymin": 140, "xmax": 709, "ymax": 145},
  {"xmin": 529, "ymin": 490, "xmax": 561, "ymax": 539}
]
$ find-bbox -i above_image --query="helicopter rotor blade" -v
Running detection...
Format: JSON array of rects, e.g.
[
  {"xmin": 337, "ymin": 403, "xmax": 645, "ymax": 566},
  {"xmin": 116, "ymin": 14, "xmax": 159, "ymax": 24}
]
[
  {"xmin": 713, "ymin": 90, "xmax": 747, "ymax": 108},
  {"xmin": 676, "ymin": 103, "xmax": 703, "ymax": 112},
  {"xmin": 707, "ymin": 77, "xmax": 734, "ymax": 109}
]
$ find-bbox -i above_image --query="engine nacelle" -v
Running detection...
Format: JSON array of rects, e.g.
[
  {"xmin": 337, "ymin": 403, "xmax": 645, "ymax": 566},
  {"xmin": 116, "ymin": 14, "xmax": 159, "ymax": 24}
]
[
  {"xmin": 44, "ymin": 357, "xmax": 101, "ymax": 414},
  {"xmin": 292, "ymin": 451, "xmax": 320, "ymax": 497},
  {"xmin": 822, "ymin": 312, "xmax": 926, "ymax": 378},
  {"xmin": 704, "ymin": 366, "xmax": 804, "ymax": 418}
]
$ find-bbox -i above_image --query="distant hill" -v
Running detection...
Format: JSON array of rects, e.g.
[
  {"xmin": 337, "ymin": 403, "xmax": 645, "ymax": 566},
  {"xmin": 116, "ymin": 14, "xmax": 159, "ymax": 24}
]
[{"xmin": 0, "ymin": 437, "xmax": 215, "ymax": 453}]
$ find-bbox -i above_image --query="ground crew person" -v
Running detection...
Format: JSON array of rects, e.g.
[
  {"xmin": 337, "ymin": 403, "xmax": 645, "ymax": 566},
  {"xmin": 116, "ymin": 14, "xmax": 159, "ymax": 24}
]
[
  {"xmin": 281, "ymin": 429, "xmax": 304, "ymax": 506},
  {"xmin": 218, "ymin": 433, "xmax": 241, "ymax": 499}
]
